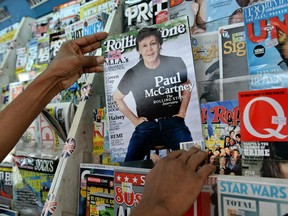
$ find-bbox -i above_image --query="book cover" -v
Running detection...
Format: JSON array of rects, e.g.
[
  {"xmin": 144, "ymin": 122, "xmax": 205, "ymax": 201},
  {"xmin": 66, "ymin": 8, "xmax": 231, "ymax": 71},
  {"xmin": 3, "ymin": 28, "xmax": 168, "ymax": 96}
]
[
  {"xmin": 243, "ymin": 0, "xmax": 288, "ymax": 90},
  {"xmin": 78, "ymin": 164, "xmax": 117, "ymax": 216},
  {"xmin": 238, "ymin": 88, "xmax": 288, "ymax": 142},
  {"xmin": 85, "ymin": 174, "xmax": 114, "ymax": 216},
  {"xmin": 114, "ymin": 167, "xmax": 150, "ymax": 216},
  {"xmin": 218, "ymin": 175, "xmax": 288, "ymax": 216},
  {"xmin": 191, "ymin": 31, "xmax": 220, "ymax": 103},
  {"xmin": 204, "ymin": 100, "xmax": 242, "ymax": 175},
  {"xmin": 102, "ymin": 17, "xmax": 203, "ymax": 163}
]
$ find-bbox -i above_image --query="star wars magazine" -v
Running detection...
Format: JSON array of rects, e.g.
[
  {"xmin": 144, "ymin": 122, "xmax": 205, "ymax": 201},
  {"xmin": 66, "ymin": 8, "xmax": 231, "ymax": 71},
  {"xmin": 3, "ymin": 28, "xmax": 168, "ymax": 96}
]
[
  {"xmin": 218, "ymin": 175, "xmax": 288, "ymax": 216},
  {"xmin": 243, "ymin": 0, "xmax": 288, "ymax": 90},
  {"xmin": 191, "ymin": 31, "xmax": 220, "ymax": 103},
  {"xmin": 218, "ymin": 22, "xmax": 249, "ymax": 101},
  {"xmin": 114, "ymin": 167, "xmax": 150, "ymax": 216},
  {"xmin": 102, "ymin": 16, "xmax": 203, "ymax": 163}
]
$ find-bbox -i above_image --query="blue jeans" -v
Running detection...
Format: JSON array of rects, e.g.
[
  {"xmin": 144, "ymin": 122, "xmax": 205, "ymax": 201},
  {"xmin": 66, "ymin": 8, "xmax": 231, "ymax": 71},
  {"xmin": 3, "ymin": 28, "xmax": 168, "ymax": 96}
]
[{"xmin": 124, "ymin": 116, "xmax": 193, "ymax": 161}]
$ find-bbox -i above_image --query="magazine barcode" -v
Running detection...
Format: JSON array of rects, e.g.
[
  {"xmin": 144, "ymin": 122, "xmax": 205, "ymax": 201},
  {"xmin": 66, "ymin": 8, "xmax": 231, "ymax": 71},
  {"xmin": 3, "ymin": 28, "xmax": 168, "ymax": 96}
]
[{"xmin": 180, "ymin": 142, "xmax": 194, "ymax": 150}]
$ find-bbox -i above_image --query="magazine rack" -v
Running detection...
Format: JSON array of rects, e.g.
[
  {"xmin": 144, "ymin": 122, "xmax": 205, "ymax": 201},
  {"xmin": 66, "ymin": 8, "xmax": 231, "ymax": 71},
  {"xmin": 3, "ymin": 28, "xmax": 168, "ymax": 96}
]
[
  {"xmin": 44, "ymin": 4, "xmax": 124, "ymax": 215},
  {"xmin": 0, "ymin": 17, "xmax": 35, "ymax": 87}
]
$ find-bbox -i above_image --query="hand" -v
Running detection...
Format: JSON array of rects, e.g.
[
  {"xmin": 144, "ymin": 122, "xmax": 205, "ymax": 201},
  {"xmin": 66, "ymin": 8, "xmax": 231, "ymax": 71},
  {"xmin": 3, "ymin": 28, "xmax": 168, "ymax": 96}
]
[
  {"xmin": 46, "ymin": 32, "xmax": 108, "ymax": 92},
  {"xmin": 131, "ymin": 147, "xmax": 216, "ymax": 216}
]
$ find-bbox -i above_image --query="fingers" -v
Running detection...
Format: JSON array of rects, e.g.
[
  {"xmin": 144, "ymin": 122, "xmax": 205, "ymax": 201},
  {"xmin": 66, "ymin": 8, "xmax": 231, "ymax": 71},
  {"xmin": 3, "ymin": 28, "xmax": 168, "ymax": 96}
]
[
  {"xmin": 80, "ymin": 55, "xmax": 104, "ymax": 68},
  {"xmin": 196, "ymin": 163, "xmax": 216, "ymax": 180},
  {"xmin": 187, "ymin": 149, "xmax": 208, "ymax": 171},
  {"xmin": 178, "ymin": 147, "xmax": 200, "ymax": 163},
  {"xmin": 165, "ymin": 149, "xmax": 187, "ymax": 159},
  {"xmin": 74, "ymin": 32, "xmax": 108, "ymax": 47}
]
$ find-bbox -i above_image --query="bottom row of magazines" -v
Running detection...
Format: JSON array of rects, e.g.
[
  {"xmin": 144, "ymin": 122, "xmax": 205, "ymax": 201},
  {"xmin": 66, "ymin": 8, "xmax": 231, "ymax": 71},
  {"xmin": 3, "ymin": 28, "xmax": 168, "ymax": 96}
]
[{"xmin": 79, "ymin": 163, "xmax": 288, "ymax": 216}]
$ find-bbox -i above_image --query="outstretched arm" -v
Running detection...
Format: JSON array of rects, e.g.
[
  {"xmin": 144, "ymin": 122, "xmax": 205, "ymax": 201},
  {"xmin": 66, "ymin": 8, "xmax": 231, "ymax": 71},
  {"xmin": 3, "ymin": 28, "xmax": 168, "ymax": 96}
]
[{"xmin": 0, "ymin": 32, "xmax": 108, "ymax": 162}]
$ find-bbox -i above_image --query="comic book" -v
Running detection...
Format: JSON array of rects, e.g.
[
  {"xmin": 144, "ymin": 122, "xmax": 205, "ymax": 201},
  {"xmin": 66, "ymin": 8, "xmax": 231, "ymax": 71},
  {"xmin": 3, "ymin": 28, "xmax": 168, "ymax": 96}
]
[
  {"xmin": 85, "ymin": 174, "xmax": 114, "ymax": 216},
  {"xmin": 238, "ymin": 88, "xmax": 288, "ymax": 142},
  {"xmin": 102, "ymin": 17, "xmax": 203, "ymax": 163},
  {"xmin": 78, "ymin": 164, "xmax": 118, "ymax": 216},
  {"xmin": 114, "ymin": 167, "xmax": 150, "ymax": 216},
  {"xmin": 0, "ymin": 164, "xmax": 13, "ymax": 200},
  {"xmin": 124, "ymin": 0, "xmax": 154, "ymax": 32},
  {"xmin": 218, "ymin": 175, "xmax": 288, "ymax": 216},
  {"xmin": 191, "ymin": 31, "xmax": 220, "ymax": 103},
  {"xmin": 243, "ymin": 0, "xmax": 288, "ymax": 90}
]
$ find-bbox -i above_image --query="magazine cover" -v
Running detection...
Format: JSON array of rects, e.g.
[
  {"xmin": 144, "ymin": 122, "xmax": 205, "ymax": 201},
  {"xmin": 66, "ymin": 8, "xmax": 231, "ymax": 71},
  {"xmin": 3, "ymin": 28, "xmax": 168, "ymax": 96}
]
[
  {"xmin": 218, "ymin": 22, "xmax": 248, "ymax": 79},
  {"xmin": 192, "ymin": 31, "xmax": 220, "ymax": 103},
  {"xmin": 0, "ymin": 164, "xmax": 13, "ymax": 200},
  {"xmin": 79, "ymin": 0, "xmax": 113, "ymax": 19},
  {"xmin": 152, "ymin": 0, "xmax": 168, "ymax": 24},
  {"xmin": 238, "ymin": 88, "xmax": 288, "ymax": 142},
  {"xmin": 25, "ymin": 39, "xmax": 38, "ymax": 74},
  {"xmin": 49, "ymin": 0, "xmax": 81, "ymax": 33},
  {"xmin": 218, "ymin": 175, "xmax": 288, "ymax": 216},
  {"xmin": 243, "ymin": 0, "xmax": 288, "ymax": 90},
  {"xmin": 204, "ymin": 100, "xmax": 242, "ymax": 175},
  {"xmin": 124, "ymin": 0, "xmax": 154, "ymax": 32},
  {"xmin": 12, "ymin": 168, "xmax": 55, "ymax": 215},
  {"xmin": 185, "ymin": 175, "xmax": 218, "ymax": 216},
  {"xmin": 36, "ymin": 36, "xmax": 50, "ymax": 74},
  {"xmin": 78, "ymin": 164, "xmax": 117, "ymax": 216},
  {"xmin": 15, "ymin": 47, "xmax": 28, "ymax": 77},
  {"xmin": 114, "ymin": 167, "xmax": 150, "ymax": 216},
  {"xmin": 1, "ymin": 84, "xmax": 9, "ymax": 110},
  {"xmin": 168, "ymin": 0, "xmax": 198, "ymax": 30},
  {"xmin": 0, "ymin": 207, "xmax": 18, "ymax": 216},
  {"xmin": 85, "ymin": 174, "xmax": 114, "ymax": 216},
  {"xmin": 102, "ymin": 16, "xmax": 203, "ymax": 163},
  {"xmin": 49, "ymin": 31, "xmax": 66, "ymax": 63},
  {"xmin": 9, "ymin": 82, "xmax": 24, "ymax": 102},
  {"xmin": 241, "ymin": 141, "xmax": 270, "ymax": 177},
  {"xmin": 205, "ymin": 0, "xmax": 244, "ymax": 32}
]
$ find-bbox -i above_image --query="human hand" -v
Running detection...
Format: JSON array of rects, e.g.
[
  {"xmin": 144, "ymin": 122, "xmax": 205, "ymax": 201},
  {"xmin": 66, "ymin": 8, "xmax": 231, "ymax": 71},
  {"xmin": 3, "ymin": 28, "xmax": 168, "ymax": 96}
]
[
  {"xmin": 46, "ymin": 32, "xmax": 108, "ymax": 92},
  {"xmin": 131, "ymin": 147, "xmax": 216, "ymax": 216}
]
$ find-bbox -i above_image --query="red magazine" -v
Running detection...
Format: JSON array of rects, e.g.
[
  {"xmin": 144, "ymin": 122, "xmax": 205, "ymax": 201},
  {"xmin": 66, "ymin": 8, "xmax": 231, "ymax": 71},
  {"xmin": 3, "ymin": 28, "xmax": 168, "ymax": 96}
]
[{"xmin": 239, "ymin": 88, "xmax": 288, "ymax": 142}]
